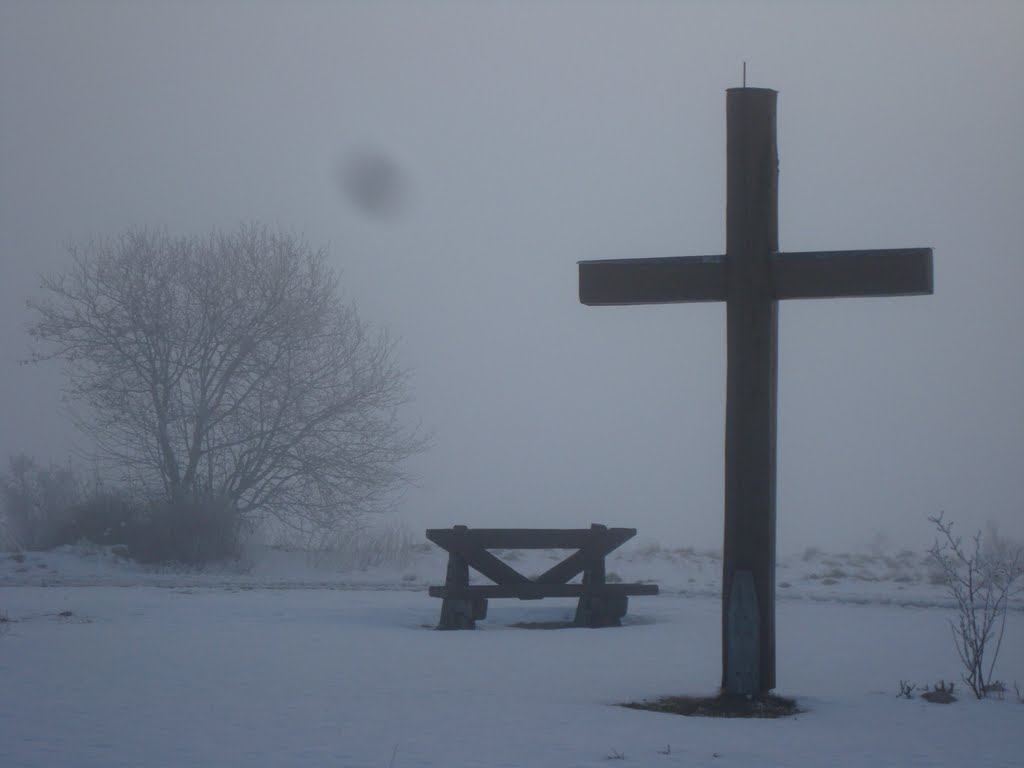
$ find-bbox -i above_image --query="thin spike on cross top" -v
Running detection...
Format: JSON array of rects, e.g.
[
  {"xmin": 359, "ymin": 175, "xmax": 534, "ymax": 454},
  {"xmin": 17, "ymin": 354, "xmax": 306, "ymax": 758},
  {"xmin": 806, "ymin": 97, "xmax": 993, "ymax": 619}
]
[{"xmin": 577, "ymin": 88, "xmax": 932, "ymax": 695}]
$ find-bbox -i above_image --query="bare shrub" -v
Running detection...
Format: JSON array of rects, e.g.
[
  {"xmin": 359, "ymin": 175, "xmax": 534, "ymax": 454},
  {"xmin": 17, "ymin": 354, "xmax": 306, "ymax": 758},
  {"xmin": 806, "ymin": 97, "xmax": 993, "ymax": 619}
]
[
  {"xmin": 983, "ymin": 680, "xmax": 1007, "ymax": 700},
  {"xmin": 897, "ymin": 680, "xmax": 916, "ymax": 699},
  {"xmin": 1, "ymin": 455, "xmax": 82, "ymax": 550},
  {"xmin": 633, "ymin": 542, "xmax": 664, "ymax": 559},
  {"xmin": 801, "ymin": 546, "xmax": 821, "ymax": 562},
  {"xmin": 927, "ymin": 512, "xmax": 1023, "ymax": 699},
  {"xmin": 0, "ymin": 513, "xmax": 16, "ymax": 553},
  {"xmin": 298, "ymin": 519, "xmax": 419, "ymax": 571}
]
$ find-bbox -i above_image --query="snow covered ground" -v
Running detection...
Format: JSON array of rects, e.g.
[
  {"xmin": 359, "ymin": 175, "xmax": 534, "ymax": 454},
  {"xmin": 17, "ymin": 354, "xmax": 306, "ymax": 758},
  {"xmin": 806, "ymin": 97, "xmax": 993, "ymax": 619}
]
[{"xmin": 2, "ymin": 542, "xmax": 1022, "ymax": 767}]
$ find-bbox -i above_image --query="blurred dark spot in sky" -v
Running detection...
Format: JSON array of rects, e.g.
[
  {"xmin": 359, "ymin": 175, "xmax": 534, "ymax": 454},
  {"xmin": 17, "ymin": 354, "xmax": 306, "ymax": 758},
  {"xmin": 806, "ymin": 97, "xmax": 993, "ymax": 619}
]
[{"xmin": 340, "ymin": 150, "xmax": 407, "ymax": 220}]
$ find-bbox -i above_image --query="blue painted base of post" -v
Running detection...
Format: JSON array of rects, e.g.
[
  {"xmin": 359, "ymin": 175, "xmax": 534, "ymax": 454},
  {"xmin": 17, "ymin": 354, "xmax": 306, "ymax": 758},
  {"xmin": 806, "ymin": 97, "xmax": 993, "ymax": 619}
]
[{"xmin": 724, "ymin": 570, "xmax": 760, "ymax": 695}]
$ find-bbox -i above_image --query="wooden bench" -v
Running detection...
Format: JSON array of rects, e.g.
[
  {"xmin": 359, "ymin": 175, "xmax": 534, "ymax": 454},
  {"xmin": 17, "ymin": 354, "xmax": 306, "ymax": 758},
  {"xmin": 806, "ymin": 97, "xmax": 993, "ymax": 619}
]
[{"xmin": 426, "ymin": 524, "xmax": 659, "ymax": 629}]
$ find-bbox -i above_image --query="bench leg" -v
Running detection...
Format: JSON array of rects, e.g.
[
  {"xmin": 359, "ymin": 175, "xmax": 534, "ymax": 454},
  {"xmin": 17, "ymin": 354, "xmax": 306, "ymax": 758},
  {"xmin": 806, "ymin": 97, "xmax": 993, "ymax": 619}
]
[
  {"xmin": 574, "ymin": 553, "xmax": 627, "ymax": 627},
  {"xmin": 575, "ymin": 592, "xmax": 628, "ymax": 628},
  {"xmin": 438, "ymin": 595, "xmax": 487, "ymax": 630},
  {"xmin": 436, "ymin": 551, "xmax": 488, "ymax": 630}
]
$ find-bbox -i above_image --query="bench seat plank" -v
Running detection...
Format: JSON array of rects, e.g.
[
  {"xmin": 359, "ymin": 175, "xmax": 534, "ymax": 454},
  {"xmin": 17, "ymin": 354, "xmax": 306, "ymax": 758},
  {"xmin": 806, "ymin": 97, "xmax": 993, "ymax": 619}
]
[{"xmin": 429, "ymin": 582, "xmax": 659, "ymax": 600}]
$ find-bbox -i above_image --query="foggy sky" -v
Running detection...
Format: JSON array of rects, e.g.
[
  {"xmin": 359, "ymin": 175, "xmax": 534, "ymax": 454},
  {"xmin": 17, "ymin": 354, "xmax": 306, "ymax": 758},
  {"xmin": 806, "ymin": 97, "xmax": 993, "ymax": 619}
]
[{"xmin": 2, "ymin": 1, "xmax": 1022, "ymax": 553}]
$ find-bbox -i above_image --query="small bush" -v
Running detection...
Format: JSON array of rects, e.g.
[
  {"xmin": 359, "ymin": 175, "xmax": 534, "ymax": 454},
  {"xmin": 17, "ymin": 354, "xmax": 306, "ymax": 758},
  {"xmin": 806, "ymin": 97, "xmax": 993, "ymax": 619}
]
[
  {"xmin": 921, "ymin": 680, "xmax": 957, "ymax": 704},
  {"xmin": 125, "ymin": 494, "xmax": 243, "ymax": 565},
  {"xmin": 1, "ymin": 456, "xmax": 244, "ymax": 565},
  {"xmin": 801, "ymin": 546, "xmax": 822, "ymax": 562},
  {"xmin": 983, "ymin": 680, "xmax": 1007, "ymax": 700},
  {"xmin": 1, "ymin": 455, "xmax": 83, "ymax": 550},
  {"xmin": 633, "ymin": 542, "xmax": 664, "ymax": 559},
  {"xmin": 42, "ymin": 490, "xmax": 139, "ymax": 549},
  {"xmin": 61, "ymin": 491, "xmax": 243, "ymax": 566},
  {"xmin": 928, "ymin": 512, "xmax": 1023, "ymax": 698},
  {"xmin": 299, "ymin": 519, "xmax": 419, "ymax": 570}
]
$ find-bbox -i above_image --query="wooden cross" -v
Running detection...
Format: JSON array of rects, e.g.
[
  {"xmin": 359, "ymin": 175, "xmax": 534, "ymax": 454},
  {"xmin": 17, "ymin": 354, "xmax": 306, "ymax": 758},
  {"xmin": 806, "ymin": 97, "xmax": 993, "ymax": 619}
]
[{"xmin": 578, "ymin": 88, "xmax": 932, "ymax": 695}]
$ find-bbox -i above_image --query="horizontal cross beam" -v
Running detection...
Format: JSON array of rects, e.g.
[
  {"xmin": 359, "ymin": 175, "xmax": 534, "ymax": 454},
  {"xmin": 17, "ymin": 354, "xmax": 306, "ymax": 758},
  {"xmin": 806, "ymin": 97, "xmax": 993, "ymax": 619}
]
[
  {"xmin": 773, "ymin": 249, "xmax": 933, "ymax": 299},
  {"xmin": 578, "ymin": 247, "xmax": 933, "ymax": 306},
  {"xmin": 578, "ymin": 255, "xmax": 727, "ymax": 306}
]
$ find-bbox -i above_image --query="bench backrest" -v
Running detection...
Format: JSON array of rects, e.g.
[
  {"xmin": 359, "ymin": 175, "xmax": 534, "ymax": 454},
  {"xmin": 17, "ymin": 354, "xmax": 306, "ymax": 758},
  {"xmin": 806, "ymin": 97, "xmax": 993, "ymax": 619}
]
[{"xmin": 426, "ymin": 525, "xmax": 637, "ymax": 551}]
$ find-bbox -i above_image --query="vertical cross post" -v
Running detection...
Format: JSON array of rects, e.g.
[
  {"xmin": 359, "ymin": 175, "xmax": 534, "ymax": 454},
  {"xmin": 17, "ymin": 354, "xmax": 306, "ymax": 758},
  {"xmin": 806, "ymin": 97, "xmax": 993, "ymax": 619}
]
[{"xmin": 723, "ymin": 88, "xmax": 778, "ymax": 694}]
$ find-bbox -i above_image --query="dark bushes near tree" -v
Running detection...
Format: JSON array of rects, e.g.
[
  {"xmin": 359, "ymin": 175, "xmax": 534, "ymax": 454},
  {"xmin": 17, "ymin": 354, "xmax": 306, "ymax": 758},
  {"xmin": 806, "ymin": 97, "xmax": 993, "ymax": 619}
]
[
  {"xmin": 60, "ymin": 492, "xmax": 243, "ymax": 565},
  {"xmin": 127, "ymin": 494, "xmax": 243, "ymax": 565},
  {"xmin": 46, "ymin": 489, "xmax": 138, "ymax": 550},
  {"xmin": 1, "ymin": 456, "xmax": 242, "ymax": 565},
  {"xmin": 1, "ymin": 455, "xmax": 79, "ymax": 551}
]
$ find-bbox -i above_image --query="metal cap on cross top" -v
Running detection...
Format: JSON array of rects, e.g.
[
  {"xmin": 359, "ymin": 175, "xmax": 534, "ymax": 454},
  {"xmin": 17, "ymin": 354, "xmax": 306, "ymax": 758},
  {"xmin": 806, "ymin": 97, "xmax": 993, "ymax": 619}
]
[{"xmin": 577, "ymin": 87, "xmax": 933, "ymax": 696}]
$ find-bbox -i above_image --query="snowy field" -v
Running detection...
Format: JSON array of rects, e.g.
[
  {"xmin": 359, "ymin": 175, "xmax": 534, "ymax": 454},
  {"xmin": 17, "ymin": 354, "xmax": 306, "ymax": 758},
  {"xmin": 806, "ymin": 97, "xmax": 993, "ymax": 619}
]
[{"xmin": 2, "ymin": 543, "xmax": 1022, "ymax": 767}]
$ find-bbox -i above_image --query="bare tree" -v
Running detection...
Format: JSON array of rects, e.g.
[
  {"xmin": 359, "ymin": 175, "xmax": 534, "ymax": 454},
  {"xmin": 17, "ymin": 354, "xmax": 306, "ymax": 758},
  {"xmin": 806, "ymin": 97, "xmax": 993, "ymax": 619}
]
[
  {"xmin": 28, "ymin": 226, "xmax": 424, "ymax": 532},
  {"xmin": 927, "ymin": 512, "xmax": 1023, "ymax": 698}
]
